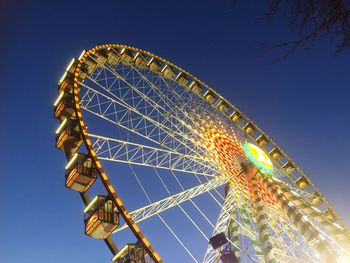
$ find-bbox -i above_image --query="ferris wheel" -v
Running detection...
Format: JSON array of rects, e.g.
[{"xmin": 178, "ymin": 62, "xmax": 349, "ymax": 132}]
[{"xmin": 54, "ymin": 44, "xmax": 350, "ymax": 263}]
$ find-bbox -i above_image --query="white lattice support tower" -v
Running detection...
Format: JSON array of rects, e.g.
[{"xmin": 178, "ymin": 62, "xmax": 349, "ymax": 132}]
[
  {"xmin": 235, "ymin": 204, "xmax": 264, "ymax": 261},
  {"xmin": 227, "ymin": 173, "xmax": 247, "ymax": 262},
  {"xmin": 202, "ymin": 175, "xmax": 241, "ymax": 263},
  {"xmin": 89, "ymin": 133, "xmax": 221, "ymax": 177},
  {"xmin": 249, "ymin": 169, "xmax": 277, "ymax": 263}
]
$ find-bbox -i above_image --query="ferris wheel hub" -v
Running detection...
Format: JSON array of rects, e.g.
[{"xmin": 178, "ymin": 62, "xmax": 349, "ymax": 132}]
[{"xmin": 243, "ymin": 142, "xmax": 273, "ymax": 175}]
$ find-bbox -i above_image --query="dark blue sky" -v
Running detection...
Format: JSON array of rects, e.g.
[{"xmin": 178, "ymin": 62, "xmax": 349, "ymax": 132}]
[{"xmin": 1, "ymin": 1, "xmax": 349, "ymax": 262}]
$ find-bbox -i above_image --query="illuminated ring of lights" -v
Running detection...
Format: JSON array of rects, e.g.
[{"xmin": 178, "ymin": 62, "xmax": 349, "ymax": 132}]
[
  {"xmin": 69, "ymin": 44, "xmax": 349, "ymax": 262},
  {"xmin": 243, "ymin": 142, "xmax": 273, "ymax": 175}
]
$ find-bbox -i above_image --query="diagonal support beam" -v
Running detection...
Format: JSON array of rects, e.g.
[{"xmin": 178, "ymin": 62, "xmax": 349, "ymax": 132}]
[
  {"xmin": 90, "ymin": 133, "xmax": 222, "ymax": 177},
  {"xmin": 202, "ymin": 175, "xmax": 243, "ymax": 263},
  {"xmin": 113, "ymin": 172, "xmax": 241, "ymax": 234}
]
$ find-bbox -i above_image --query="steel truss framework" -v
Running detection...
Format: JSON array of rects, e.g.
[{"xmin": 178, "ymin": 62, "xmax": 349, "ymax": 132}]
[{"xmin": 54, "ymin": 44, "xmax": 350, "ymax": 263}]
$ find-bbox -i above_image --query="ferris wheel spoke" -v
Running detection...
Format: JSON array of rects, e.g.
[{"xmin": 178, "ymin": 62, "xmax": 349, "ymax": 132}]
[
  {"xmin": 110, "ymin": 61, "xmax": 207, "ymax": 131},
  {"xmin": 112, "ymin": 172, "xmax": 240, "ymax": 234},
  {"xmin": 156, "ymin": 75, "xmax": 228, "ymax": 128},
  {"xmin": 202, "ymin": 174, "xmax": 260, "ymax": 263},
  {"xmin": 107, "ymin": 57, "xmax": 211, "ymax": 131},
  {"xmin": 128, "ymin": 162, "xmax": 200, "ymax": 262},
  {"xmin": 89, "ymin": 133, "xmax": 221, "ymax": 177},
  {"xmin": 92, "ymin": 59, "xmax": 241, "ymax": 163},
  {"xmin": 90, "ymin": 61, "xmax": 212, "ymax": 156},
  {"xmin": 137, "ymin": 71, "xmax": 216, "ymax": 134},
  {"xmin": 80, "ymin": 81, "xmax": 210, "ymax": 158}
]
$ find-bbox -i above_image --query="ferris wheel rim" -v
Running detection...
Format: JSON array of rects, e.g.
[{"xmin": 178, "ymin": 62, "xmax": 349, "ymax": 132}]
[{"xmin": 69, "ymin": 43, "xmax": 348, "ymax": 262}]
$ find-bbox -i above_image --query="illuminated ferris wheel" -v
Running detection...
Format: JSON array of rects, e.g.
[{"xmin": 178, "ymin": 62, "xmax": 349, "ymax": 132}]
[{"xmin": 54, "ymin": 44, "xmax": 350, "ymax": 263}]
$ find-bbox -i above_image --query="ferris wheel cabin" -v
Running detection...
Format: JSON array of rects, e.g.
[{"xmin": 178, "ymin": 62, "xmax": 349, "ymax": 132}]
[
  {"xmin": 65, "ymin": 153, "xmax": 97, "ymax": 192},
  {"xmin": 55, "ymin": 118, "xmax": 83, "ymax": 158},
  {"xmin": 84, "ymin": 195, "xmax": 119, "ymax": 239},
  {"xmin": 53, "ymin": 90, "xmax": 75, "ymax": 120},
  {"xmin": 112, "ymin": 242, "xmax": 152, "ymax": 263}
]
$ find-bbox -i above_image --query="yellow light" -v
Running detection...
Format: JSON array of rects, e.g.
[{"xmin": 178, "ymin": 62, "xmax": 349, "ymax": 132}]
[
  {"xmin": 112, "ymin": 245, "xmax": 129, "ymax": 261},
  {"xmin": 337, "ymin": 255, "xmax": 350, "ymax": 263},
  {"xmin": 65, "ymin": 153, "xmax": 78, "ymax": 170},
  {"xmin": 333, "ymin": 222, "xmax": 344, "ymax": 230},
  {"xmin": 53, "ymin": 91, "xmax": 64, "ymax": 107},
  {"xmin": 311, "ymin": 206, "xmax": 322, "ymax": 213},
  {"xmin": 78, "ymin": 50, "xmax": 85, "ymax": 60},
  {"xmin": 55, "ymin": 118, "xmax": 67, "ymax": 134},
  {"xmin": 58, "ymin": 72, "xmax": 67, "ymax": 85},
  {"xmin": 65, "ymin": 58, "xmax": 75, "ymax": 71},
  {"xmin": 302, "ymin": 215, "xmax": 309, "ymax": 222},
  {"xmin": 83, "ymin": 196, "xmax": 100, "ymax": 214}
]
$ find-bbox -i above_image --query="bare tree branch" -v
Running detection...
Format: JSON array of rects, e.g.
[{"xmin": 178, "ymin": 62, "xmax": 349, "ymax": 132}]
[{"xmin": 231, "ymin": 0, "xmax": 350, "ymax": 61}]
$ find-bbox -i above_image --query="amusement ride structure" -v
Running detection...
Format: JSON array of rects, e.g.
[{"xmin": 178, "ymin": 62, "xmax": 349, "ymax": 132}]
[{"xmin": 54, "ymin": 44, "xmax": 350, "ymax": 263}]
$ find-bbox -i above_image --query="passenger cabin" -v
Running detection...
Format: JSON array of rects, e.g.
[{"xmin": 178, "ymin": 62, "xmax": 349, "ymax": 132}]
[
  {"xmin": 77, "ymin": 64, "xmax": 88, "ymax": 81},
  {"xmin": 189, "ymin": 81, "xmax": 202, "ymax": 95},
  {"xmin": 84, "ymin": 57, "xmax": 97, "ymax": 75},
  {"xmin": 147, "ymin": 58, "xmax": 161, "ymax": 74},
  {"xmin": 309, "ymin": 191, "xmax": 323, "ymax": 207},
  {"xmin": 65, "ymin": 153, "xmax": 97, "ymax": 192},
  {"xmin": 322, "ymin": 208, "xmax": 337, "ymax": 222},
  {"xmin": 217, "ymin": 101, "xmax": 229, "ymax": 114},
  {"xmin": 107, "ymin": 48, "xmax": 121, "ymax": 66},
  {"xmin": 269, "ymin": 147, "xmax": 282, "ymax": 161},
  {"xmin": 54, "ymin": 91, "xmax": 75, "ymax": 120},
  {"xmin": 256, "ymin": 134, "xmax": 269, "ymax": 148},
  {"xmin": 120, "ymin": 48, "xmax": 134, "ymax": 66},
  {"xmin": 58, "ymin": 71, "xmax": 74, "ymax": 94},
  {"xmin": 244, "ymin": 123, "xmax": 255, "ymax": 136},
  {"xmin": 230, "ymin": 111, "xmax": 242, "ymax": 125},
  {"xmin": 209, "ymin": 232, "xmax": 227, "ymax": 250},
  {"xmin": 95, "ymin": 50, "xmax": 108, "ymax": 68},
  {"xmin": 55, "ymin": 118, "xmax": 82, "ymax": 158},
  {"xmin": 84, "ymin": 196, "xmax": 119, "ymax": 239},
  {"xmin": 65, "ymin": 54, "xmax": 87, "ymax": 81},
  {"xmin": 112, "ymin": 242, "xmax": 152, "ymax": 263},
  {"xmin": 133, "ymin": 53, "xmax": 147, "ymax": 69},
  {"xmin": 203, "ymin": 90, "xmax": 216, "ymax": 104},
  {"xmin": 295, "ymin": 176, "xmax": 309, "ymax": 190},
  {"xmin": 161, "ymin": 65, "xmax": 175, "ymax": 80},
  {"xmin": 282, "ymin": 161, "xmax": 295, "ymax": 174},
  {"xmin": 175, "ymin": 72, "xmax": 189, "ymax": 88}
]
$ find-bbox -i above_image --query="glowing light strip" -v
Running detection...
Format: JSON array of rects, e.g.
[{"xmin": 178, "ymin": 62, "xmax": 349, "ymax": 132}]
[
  {"xmin": 65, "ymin": 152, "xmax": 78, "ymax": 170},
  {"xmin": 78, "ymin": 50, "xmax": 85, "ymax": 60},
  {"xmin": 55, "ymin": 118, "xmax": 67, "ymax": 134},
  {"xmin": 58, "ymin": 71, "xmax": 67, "ymax": 85},
  {"xmin": 83, "ymin": 195, "xmax": 100, "ymax": 214},
  {"xmin": 66, "ymin": 58, "xmax": 75, "ymax": 71},
  {"xmin": 53, "ymin": 91, "xmax": 64, "ymax": 107},
  {"xmin": 243, "ymin": 142, "xmax": 273, "ymax": 175}
]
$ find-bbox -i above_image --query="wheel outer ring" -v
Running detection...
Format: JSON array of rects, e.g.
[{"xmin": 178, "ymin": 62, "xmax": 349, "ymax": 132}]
[{"xmin": 71, "ymin": 43, "xmax": 349, "ymax": 262}]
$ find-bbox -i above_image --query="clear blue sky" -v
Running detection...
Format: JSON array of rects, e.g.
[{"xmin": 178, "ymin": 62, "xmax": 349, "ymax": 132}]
[{"xmin": 1, "ymin": 0, "xmax": 349, "ymax": 262}]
